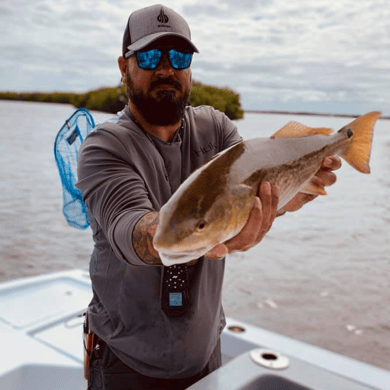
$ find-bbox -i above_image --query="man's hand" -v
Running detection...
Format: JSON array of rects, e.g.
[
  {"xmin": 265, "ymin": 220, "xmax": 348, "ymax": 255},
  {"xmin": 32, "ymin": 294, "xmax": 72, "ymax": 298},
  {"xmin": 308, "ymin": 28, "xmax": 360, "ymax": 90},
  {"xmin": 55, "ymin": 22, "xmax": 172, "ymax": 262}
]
[
  {"xmin": 205, "ymin": 181, "xmax": 279, "ymax": 260},
  {"xmin": 282, "ymin": 156, "xmax": 342, "ymax": 212},
  {"xmin": 204, "ymin": 156, "xmax": 342, "ymax": 260}
]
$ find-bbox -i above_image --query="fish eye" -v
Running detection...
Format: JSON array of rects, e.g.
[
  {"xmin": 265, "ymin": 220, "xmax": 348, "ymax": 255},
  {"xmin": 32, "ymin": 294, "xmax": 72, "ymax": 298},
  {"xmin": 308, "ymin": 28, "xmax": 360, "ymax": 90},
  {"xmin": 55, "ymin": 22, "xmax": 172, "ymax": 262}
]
[{"xmin": 196, "ymin": 221, "xmax": 207, "ymax": 231}]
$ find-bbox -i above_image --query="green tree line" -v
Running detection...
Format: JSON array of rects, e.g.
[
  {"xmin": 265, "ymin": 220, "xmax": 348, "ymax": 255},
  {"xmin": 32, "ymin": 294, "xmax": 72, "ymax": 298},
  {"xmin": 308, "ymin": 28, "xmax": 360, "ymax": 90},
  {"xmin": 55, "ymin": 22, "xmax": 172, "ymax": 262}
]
[{"xmin": 0, "ymin": 81, "xmax": 244, "ymax": 120}]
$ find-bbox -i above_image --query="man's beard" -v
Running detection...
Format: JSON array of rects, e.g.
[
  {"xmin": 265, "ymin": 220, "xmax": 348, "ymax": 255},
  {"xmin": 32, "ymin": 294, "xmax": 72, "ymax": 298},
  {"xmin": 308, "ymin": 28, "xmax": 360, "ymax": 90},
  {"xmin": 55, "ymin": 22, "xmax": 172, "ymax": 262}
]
[{"xmin": 125, "ymin": 68, "xmax": 190, "ymax": 126}]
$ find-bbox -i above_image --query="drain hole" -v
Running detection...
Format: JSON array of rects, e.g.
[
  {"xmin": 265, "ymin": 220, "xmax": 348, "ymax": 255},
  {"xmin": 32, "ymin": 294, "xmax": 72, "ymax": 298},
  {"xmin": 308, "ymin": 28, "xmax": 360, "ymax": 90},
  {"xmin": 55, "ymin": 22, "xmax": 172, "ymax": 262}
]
[
  {"xmin": 250, "ymin": 349, "xmax": 290, "ymax": 369},
  {"xmin": 262, "ymin": 353, "xmax": 278, "ymax": 361},
  {"xmin": 227, "ymin": 325, "xmax": 246, "ymax": 333}
]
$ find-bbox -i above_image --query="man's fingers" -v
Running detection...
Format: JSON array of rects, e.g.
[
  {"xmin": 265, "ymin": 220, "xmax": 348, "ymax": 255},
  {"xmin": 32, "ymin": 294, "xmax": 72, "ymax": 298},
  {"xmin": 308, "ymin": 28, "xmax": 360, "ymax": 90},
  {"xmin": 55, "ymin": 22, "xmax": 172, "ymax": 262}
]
[
  {"xmin": 310, "ymin": 175, "xmax": 326, "ymax": 190},
  {"xmin": 315, "ymin": 169, "xmax": 337, "ymax": 187},
  {"xmin": 257, "ymin": 182, "xmax": 278, "ymax": 236},
  {"xmin": 278, "ymin": 157, "xmax": 341, "ymax": 215},
  {"xmin": 205, "ymin": 181, "xmax": 279, "ymax": 258},
  {"xmin": 270, "ymin": 184, "xmax": 279, "ymax": 221},
  {"xmin": 204, "ymin": 244, "xmax": 229, "ymax": 260},
  {"xmin": 259, "ymin": 181, "xmax": 272, "ymax": 201},
  {"xmin": 322, "ymin": 156, "xmax": 342, "ymax": 171},
  {"xmin": 283, "ymin": 192, "xmax": 316, "ymax": 212},
  {"xmin": 315, "ymin": 156, "xmax": 341, "ymax": 188},
  {"xmin": 223, "ymin": 196, "xmax": 262, "ymax": 254},
  {"xmin": 258, "ymin": 182, "xmax": 271, "ymax": 231}
]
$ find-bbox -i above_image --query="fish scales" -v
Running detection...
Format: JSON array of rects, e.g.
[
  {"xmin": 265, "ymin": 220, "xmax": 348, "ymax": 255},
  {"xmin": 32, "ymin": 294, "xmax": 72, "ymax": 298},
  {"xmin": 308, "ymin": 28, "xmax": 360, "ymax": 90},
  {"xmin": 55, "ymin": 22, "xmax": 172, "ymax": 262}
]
[
  {"xmin": 153, "ymin": 112, "xmax": 381, "ymax": 266},
  {"xmin": 229, "ymin": 135, "xmax": 346, "ymax": 209}
]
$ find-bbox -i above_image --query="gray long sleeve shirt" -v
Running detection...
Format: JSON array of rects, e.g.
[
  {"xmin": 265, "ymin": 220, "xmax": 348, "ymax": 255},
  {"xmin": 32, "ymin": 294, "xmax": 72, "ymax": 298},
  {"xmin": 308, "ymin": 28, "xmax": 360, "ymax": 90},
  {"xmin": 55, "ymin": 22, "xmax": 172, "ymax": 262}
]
[{"xmin": 76, "ymin": 105, "xmax": 242, "ymax": 379}]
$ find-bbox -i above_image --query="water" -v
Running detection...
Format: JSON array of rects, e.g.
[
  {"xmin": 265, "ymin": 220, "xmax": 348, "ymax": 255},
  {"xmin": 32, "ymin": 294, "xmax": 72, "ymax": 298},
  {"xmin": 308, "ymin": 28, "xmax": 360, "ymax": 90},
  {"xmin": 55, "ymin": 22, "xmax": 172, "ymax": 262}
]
[{"xmin": 0, "ymin": 100, "xmax": 389, "ymax": 370}]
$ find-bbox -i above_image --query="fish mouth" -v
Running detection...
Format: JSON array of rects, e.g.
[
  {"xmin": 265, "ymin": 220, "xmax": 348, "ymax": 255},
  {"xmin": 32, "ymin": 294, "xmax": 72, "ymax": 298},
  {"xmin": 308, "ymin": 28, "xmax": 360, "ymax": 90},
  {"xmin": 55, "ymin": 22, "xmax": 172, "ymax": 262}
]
[{"xmin": 158, "ymin": 246, "xmax": 210, "ymax": 267}]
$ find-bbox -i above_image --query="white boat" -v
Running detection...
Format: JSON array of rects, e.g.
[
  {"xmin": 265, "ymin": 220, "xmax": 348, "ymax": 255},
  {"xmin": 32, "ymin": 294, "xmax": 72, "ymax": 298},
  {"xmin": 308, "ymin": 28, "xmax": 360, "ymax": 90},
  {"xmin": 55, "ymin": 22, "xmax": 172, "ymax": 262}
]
[{"xmin": 0, "ymin": 269, "xmax": 389, "ymax": 390}]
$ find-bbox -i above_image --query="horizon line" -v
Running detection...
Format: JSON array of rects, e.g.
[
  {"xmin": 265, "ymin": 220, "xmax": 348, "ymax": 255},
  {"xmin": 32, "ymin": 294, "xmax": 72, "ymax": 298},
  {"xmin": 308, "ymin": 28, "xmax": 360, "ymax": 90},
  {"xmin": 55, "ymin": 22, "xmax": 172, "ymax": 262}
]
[{"xmin": 244, "ymin": 109, "xmax": 390, "ymax": 120}]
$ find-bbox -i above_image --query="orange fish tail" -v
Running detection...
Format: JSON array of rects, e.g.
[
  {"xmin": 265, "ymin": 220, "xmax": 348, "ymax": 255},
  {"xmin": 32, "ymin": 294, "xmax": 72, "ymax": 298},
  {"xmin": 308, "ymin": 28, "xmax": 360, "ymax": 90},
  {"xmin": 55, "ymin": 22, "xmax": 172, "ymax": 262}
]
[{"xmin": 340, "ymin": 111, "xmax": 381, "ymax": 174}]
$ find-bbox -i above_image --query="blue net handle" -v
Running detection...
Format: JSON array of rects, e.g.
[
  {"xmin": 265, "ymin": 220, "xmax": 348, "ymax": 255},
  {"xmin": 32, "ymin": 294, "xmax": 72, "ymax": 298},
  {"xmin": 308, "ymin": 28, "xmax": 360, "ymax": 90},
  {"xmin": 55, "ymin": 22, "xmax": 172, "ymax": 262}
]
[{"xmin": 54, "ymin": 108, "xmax": 96, "ymax": 229}]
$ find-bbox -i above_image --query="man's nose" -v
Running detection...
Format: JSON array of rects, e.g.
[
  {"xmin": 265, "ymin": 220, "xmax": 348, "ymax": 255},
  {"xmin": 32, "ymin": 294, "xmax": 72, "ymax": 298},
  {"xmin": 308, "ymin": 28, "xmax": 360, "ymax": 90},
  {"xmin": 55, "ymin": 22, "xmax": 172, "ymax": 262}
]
[{"xmin": 156, "ymin": 53, "xmax": 174, "ymax": 75}]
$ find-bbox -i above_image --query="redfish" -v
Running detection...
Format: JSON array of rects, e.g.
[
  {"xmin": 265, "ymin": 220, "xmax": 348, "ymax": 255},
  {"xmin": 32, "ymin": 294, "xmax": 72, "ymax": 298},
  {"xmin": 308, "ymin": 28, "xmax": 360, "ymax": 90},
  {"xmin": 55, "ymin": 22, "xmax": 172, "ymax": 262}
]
[{"xmin": 153, "ymin": 112, "xmax": 381, "ymax": 266}]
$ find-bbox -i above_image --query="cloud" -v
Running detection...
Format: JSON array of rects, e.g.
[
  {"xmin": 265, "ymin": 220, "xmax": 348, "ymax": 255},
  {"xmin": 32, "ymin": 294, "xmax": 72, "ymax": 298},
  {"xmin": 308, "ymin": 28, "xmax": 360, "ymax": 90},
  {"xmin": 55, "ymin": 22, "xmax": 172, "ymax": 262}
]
[
  {"xmin": 183, "ymin": 0, "xmax": 273, "ymax": 17},
  {"xmin": 1, "ymin": 0, "xmax": 390, "ymax": 114},
  {"xmin": 189, "ymin": 0, "xmax": 390, "ymax": 112}
]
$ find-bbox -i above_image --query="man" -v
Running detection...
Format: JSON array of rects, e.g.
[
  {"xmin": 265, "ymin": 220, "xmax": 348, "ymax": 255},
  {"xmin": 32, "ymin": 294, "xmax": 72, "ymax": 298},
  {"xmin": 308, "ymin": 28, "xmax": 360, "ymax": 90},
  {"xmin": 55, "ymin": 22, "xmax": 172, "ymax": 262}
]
[{"xmin": 77, "ymin": 4, "xmax": 340, "ymax": 390}]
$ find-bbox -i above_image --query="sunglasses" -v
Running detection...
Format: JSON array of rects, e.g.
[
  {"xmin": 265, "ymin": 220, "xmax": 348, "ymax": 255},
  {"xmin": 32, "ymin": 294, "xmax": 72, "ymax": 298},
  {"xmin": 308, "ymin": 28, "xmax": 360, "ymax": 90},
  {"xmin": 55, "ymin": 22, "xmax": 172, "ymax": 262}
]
[{"xmin": 135, "ymin": 48, "xmax": 193, "ymax": 70}]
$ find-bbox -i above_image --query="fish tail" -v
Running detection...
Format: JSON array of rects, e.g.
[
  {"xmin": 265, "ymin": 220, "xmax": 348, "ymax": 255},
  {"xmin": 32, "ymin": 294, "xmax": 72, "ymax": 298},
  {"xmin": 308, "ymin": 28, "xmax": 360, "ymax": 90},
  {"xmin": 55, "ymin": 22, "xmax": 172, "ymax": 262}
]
[{"xmin": 340, "ymin": 111, "xmax": 381, "ymax": 174}]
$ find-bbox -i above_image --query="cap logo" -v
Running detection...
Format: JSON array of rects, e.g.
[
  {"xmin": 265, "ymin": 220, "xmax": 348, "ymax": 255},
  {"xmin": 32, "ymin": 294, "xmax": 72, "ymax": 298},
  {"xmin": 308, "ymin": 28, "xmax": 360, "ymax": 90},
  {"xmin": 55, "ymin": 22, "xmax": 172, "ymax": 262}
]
[{"xmin": 157, "ymin": 8, "xmax": 169, "ymax": 24}]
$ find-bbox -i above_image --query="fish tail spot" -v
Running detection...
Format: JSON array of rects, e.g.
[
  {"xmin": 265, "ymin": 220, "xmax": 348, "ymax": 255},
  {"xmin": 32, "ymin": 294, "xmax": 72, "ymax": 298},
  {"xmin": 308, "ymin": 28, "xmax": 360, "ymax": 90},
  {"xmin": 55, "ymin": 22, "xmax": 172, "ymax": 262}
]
[{"xmin": 338, "ymin": 128, "xmax": 353, "ymax": 138}]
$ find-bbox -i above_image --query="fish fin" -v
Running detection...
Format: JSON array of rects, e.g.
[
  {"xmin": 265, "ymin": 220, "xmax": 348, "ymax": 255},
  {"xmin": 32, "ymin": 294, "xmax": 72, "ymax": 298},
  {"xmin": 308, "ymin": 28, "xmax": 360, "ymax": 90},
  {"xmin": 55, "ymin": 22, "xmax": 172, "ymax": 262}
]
[
  {"xmin": 271, "ymin": 122, "xmax": 334, "ymax": 139},
  {"xmin": 340, "ymin": 111, "xmax": 381, "ymax": 174},
  {"xmin": 231, "ymin": 184, "xmax": 256, "ymax": 212},
  {"xmin": 232, "ymin": 184, "xmax": 253, "ymax": 198},
  {"xmin": 300, "ymin": 181, "xmax": 327, "ymax": 196}
]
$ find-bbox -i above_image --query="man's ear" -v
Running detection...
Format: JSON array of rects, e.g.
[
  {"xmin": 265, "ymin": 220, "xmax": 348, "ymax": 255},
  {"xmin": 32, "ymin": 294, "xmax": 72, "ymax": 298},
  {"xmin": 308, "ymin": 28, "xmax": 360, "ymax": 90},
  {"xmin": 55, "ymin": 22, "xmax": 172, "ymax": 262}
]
[{"xmin": 118, "ymin": 56, "xmax": 128, "ymax": 79}]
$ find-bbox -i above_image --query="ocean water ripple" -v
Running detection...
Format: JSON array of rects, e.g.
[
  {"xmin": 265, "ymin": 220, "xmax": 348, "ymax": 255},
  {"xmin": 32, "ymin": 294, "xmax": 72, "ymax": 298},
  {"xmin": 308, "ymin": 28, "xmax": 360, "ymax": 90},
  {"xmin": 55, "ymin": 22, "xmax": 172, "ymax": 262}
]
[{"xmin": 0, "ymin": 101, "xmax": 389, "ymax": 370}]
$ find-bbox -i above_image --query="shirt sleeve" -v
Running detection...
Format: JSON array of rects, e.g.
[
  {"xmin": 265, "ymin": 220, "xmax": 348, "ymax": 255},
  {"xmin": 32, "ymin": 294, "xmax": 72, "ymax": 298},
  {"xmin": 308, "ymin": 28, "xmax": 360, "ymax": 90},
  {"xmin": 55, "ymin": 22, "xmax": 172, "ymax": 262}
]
[
  {"xmin": 210, "ymin": 107, "xmax": 243, "ymax": 150},
  {"xmin": 76, "ymin": 128, "xmax": 154, "ymax": 267}
]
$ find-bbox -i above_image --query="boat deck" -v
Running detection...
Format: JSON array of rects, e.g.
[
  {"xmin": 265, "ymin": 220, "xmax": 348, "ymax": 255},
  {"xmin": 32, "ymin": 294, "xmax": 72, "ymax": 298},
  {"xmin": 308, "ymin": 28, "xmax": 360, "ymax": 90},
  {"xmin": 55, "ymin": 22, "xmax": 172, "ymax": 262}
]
[{"xmin": 0, "ymin": 269, "xmax": 388, "ymax": 389}]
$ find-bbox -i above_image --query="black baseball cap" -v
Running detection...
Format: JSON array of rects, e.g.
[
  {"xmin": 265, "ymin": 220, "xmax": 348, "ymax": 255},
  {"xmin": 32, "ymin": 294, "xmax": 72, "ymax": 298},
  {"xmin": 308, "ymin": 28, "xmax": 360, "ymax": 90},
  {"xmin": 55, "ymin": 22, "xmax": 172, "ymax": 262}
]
[{"xmin": 122, "ymin": 4, "xmax": 199, "ymax": 58}]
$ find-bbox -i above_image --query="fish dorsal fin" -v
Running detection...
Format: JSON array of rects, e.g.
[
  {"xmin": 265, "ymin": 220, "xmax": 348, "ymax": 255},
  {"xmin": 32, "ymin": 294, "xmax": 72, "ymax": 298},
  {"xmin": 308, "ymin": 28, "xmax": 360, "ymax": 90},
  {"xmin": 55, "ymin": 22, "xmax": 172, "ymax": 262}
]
[{"xmin": 271, "ymin": 122, "xmax": 334, "ymax": 139}]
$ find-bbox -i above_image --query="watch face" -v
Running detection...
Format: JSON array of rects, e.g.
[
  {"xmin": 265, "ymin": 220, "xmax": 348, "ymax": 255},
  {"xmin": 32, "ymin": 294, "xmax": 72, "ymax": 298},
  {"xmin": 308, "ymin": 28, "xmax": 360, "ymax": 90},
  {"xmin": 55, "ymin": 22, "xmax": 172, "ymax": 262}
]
[{"xmin": 169, "ymin": 292, "xmax": 183, "ymax": 307}]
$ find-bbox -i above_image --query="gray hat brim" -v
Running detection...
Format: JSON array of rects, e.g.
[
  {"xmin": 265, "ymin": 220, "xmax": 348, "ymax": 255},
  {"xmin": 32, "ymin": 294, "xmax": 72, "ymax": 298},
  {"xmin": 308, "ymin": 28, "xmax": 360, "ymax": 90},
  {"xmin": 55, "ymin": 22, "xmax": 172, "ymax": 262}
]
[{"xmin": 125, "ymin": 32, "xmax": 199, "ymax": 58}]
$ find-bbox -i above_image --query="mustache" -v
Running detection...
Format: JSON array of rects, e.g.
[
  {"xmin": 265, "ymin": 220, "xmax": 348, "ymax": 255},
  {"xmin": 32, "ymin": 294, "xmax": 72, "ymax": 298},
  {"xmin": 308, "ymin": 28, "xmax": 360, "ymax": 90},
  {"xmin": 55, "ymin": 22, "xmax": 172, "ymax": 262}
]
[{"xmin": 150, "ymin": 78, "xmax": 182, "ymax": 90}]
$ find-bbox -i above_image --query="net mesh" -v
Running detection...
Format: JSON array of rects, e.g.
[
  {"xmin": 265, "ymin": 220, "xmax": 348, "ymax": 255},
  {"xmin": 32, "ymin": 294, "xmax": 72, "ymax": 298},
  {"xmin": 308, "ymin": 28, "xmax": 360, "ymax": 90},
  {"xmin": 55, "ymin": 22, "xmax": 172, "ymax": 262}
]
[{"xmin": 54, "ymin": 108, "xmax": 96, "ymax": 229}]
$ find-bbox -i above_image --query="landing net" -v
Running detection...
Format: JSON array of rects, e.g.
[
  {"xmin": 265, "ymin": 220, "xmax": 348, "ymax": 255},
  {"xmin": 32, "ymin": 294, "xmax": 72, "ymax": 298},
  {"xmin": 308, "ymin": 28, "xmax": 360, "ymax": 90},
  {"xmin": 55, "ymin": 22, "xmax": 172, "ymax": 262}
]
[{"xmin": 54, "ymin": 108, "xmax": 95, "ymax": 229}]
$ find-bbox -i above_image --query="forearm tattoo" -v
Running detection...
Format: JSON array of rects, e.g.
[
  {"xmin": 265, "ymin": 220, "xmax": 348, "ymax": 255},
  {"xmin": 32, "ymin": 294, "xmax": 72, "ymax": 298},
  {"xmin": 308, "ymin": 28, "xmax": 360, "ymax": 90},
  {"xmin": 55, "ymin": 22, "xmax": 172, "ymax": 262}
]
[{"xmin": 133, "ymin": 211, "xmax": 162, "ymax": 265}]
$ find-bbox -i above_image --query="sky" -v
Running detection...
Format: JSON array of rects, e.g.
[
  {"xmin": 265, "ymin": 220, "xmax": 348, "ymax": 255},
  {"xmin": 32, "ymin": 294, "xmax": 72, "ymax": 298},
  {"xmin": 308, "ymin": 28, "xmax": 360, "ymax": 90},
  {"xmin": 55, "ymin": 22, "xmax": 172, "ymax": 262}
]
[{"xmin": 2, "ymin": 0, "xmax": 390, "ymax": 115}]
